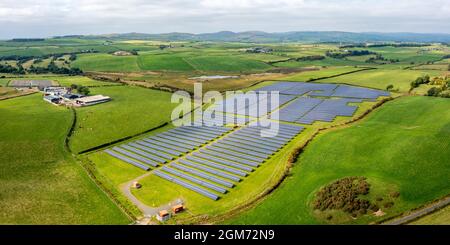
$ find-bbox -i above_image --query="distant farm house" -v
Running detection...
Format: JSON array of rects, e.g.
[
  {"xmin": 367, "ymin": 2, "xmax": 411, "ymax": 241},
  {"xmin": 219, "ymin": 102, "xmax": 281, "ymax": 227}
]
[
  {"xmin": 245, "ymin": 47, "xmax": 273, "ymax": 53},
  {"xmin": 113, "ymin": 51, "xmax": 133, "ymax": 56},
  {"xmin": 9, "ymin": 80, "xmax": 54, "ymax": 91}
]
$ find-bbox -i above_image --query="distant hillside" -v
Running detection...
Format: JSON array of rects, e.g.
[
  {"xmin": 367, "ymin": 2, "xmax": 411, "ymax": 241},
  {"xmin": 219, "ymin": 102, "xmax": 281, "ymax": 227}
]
[{"xmin": 66, "ymin": 31, "xmax": 450, "ymax": 43}]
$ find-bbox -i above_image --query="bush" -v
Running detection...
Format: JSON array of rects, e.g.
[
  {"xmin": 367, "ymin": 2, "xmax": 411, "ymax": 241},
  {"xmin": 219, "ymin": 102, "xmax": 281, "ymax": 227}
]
[
  {"xmin": 313, "ymin": 176, "xmax": 377, "ymax": 217},
  {"xmin": 386, "ymin": 84, "xmax": 394, "ymax": 91},
  {"xmin": 427, "ymin": 87, "xmax": 442, "ymax": 97}
]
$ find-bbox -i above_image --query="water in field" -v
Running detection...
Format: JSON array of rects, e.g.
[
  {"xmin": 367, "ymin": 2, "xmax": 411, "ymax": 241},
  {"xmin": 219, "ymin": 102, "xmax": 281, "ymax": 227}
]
[{"xmin": 189, "ymin": 75, "xmax": 239, "ymax": 80}]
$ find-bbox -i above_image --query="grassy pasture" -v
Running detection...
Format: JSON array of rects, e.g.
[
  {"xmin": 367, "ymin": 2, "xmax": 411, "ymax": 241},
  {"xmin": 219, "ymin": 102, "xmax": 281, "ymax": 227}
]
[
  {"xmin": 185, "ymin": 55, "xmax": 272, "ymax": 73},
  {"xmin": 72, "ymin": 53, "xmax": 140, "ymax": 72},
  {"xmin": 137, "ymin": 53, "xmax": 195, "ymax": 72},
  {"xmin": 229, "ymin": 96, "xmax": 450, "ymax": 224},
  {"xmin": 319, "ymin": 68, "xmax": 442, "ymax": 92},
  {"xmin": 69, "ymin": 86, "xmax": 178, "ymax": 153},
  {"xmin": 410, "ymin": 205, "xmax": 450, "ymax": 225},
  {"xmin": 0, "ymin": 94, "xmax": 129, "ymax": 224},
  {"xmin": 279, "ymin": 66, "xmax": 366, "ymax": 82},
  {"xmin": 273, "ymin": 57, "xmax": 364, "ymax": 68}
]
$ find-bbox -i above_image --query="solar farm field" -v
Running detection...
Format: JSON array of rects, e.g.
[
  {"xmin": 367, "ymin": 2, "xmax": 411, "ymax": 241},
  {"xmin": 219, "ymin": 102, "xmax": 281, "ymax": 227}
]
[
  {"xmin": 0, "ymin": 94, "xmax": 129, "ymax": 224},
  {"xmin": 229, "ymin": 96, "xmax": 450, "ymax": 224},
  {"xmin": 69, "ymin": 86, "xmax": 179, "ymax": 153},
  {"xmin": 84, "ymin": 80, "xmax": 389, "ymax": 223}
]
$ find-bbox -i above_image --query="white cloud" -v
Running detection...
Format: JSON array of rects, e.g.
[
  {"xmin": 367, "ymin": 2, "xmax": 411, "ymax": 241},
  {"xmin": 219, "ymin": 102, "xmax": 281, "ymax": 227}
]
[{"xmin": 0, "ymin": 0, "xmax": 448, "ymax": 38}]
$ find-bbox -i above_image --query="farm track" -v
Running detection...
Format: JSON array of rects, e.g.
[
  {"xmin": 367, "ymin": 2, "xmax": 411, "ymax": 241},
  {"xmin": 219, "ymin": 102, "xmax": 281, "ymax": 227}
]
[{"xmin": 385, "ymin": 196, "xmax": 450, "ymax": 225}]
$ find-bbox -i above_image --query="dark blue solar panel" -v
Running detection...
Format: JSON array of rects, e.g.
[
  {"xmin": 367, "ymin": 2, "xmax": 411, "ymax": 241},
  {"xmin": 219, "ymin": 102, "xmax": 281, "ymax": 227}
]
[
  {"xmin": 186, "ymin": 156, "xmax": 248, "ymax": 177},
  {"xmin": 192, "ymin": 152, "xmax": 254, "ymax": 172},
  {"xmin": 179, "ymin": 159, "xmax": 242, "ymax": 182},
  {"xmin": 105, "ymin": 149, "xmax": 150, "ymax": 170},
  {"xmin": 161, "ymin": 166, "xmax": 227, "ymax": 193},
  {"xmin": 171, "ymin": 163, "xmax": 234, "ymax": 188},
  {"xmin": 154, "ymin": 170, "xmax": 219, "ymax": 200}
]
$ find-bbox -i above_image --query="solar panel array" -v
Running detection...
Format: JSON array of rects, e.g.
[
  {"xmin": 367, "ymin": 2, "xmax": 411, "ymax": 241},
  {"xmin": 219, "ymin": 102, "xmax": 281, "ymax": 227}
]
[
  {"xmin": 154, "ymin": 124, "xmax": 304, "ymax": 200},
  {"xmin": 104, "ymin": 126, "xmax": 232, "ymax": 170},
  {"xmin": 255, "ymin": 81, "xmax": 389, "ymax": 99},
  {"xmin": 278, "ymin": 97, "xmax": 363, "ymax": 124},
  {"xmin": 212, "ymin": 92, "xmax": 296, "ymax": 117}
]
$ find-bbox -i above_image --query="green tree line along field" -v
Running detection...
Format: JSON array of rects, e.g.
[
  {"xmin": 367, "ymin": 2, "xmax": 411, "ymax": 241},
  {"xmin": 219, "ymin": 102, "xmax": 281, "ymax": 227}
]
[{"xmin": 0, "ymin": 37, "xmax": 449, "ymax": 224}]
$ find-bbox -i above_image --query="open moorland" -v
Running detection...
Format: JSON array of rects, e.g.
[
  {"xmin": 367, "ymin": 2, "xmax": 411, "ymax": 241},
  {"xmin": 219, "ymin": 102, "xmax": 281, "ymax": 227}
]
[{"xmin": 0, "ymin": 36, "xmax": 449, "ymax": 224}]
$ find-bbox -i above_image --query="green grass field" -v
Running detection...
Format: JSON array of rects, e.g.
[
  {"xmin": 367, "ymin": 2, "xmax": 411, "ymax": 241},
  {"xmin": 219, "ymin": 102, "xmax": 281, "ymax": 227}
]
[
  {"xmin": 279, "ymin": 66, "xmax": 366, "ymax": 82},
  {"xmin": 318, "ymin": 69, "xmax": 442, "ymax": 92},
  {"xmin": 72, "ymin": 53, "xmax": 141, "ymax": 72},
  {"xmin": 410, "ymin": 205, "xmax": 450, "ymax": 225},
  {"xmin": 185, "ymin": 55, "xmax": 272, "ymax": 73},
  {"xmin": 0, "ymin": 94, "xmax": 129, "ymax": 224},
  {"xmin": 229, "ymin": 96, "xmax": 450, "ymax": 224},
  {"xmin": 69, "ymin": 86, "xmax": 178, "ymax": 153}
]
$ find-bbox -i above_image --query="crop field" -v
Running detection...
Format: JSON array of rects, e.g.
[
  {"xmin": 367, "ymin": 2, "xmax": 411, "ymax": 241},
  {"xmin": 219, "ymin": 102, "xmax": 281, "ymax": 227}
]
[
  {"xmin": 69, "ymin": 86, "xmax": 179, "ymax": 153},
  {"xmin": 0, "ymin": 94, "xmax": 129, "ymax": 224},
  {"xmin": 229, "ymin": 96, "xmax": 450, "ymax": 224}
]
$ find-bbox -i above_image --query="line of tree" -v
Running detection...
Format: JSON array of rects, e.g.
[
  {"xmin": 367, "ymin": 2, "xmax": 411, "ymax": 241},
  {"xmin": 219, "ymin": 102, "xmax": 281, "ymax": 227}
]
[
  {"xmin": 296, "ymin": 55, "xmax": 325, "ymax": 61},
  {"xmin": 28, "ymin": 61, "xmax": 83, "ymax": 75},
  {"xmin": 0, "ymin": 64, "xmax": 25, "ymax": 74},
  {"xmin": 325, "ymin": 49, "xmax": 376, "ymax": 59},
  {"xmin": 70, "ymin": 84, "xmax": 90, "ymax": 95},
  {"xmin": 366, "ymin": 54, "xmax": 399, "ymax": 63}
]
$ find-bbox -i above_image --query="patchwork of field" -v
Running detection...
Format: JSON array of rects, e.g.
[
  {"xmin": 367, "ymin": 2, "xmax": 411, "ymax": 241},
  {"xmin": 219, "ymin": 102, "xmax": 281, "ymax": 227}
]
[
  {"xmin": 1, "ymin": 37, "xmax": 449, "ymax": 225},
  {"xmin": 0, "ymin": 94, "xmax": 129, "ymax": 224},
  {"xmin": 229, "ymin": 96, "xmax": 450, "ymax": 224}
]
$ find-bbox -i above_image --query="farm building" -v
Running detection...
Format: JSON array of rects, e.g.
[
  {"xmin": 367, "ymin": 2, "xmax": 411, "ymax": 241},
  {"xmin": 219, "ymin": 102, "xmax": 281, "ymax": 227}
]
[
  {"xmin": 113, "ymin": 51, "xmax": 132, "ymax": 56},
  {"xmin": 62, "ymin": 93, "xmax": 84, "ymax": 101},
  {"xmin": 156, "ymin": 210, "xmax": 170, "ymax": 222},
  {"xmin": 44, "ymin": 87, "xmax": 67, "ymax": 96},
  {"xmin": 43, "ymin": 95, "xmax": 61, "ymax": 104},
  {"xmin": 75, "ymin": 95, "xmax": 111, "ymax": 106},
  {"xmin": 10, "ymin": 80, "xmax": 54, "ymax": 91}
]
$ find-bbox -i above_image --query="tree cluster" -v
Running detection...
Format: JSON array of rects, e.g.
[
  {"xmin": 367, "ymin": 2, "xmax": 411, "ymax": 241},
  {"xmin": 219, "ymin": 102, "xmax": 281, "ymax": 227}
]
[
  {"xmin": 296, "ymin": 55, "xmax": 325, "ymax": 61},
  {"xmin": 70, "ymin": 84, "xmax": 90, "ymax": 95},
  {"xmin": 326, "ymin": 49, "xmax": 376, "ymax": 59},
  {"xmin": 313, "ymin": 176, "xmax": 379, "ymax": 217},
  {"xmin": 426, "ymin": 75, "xmax": 450, "ymax": 98}
]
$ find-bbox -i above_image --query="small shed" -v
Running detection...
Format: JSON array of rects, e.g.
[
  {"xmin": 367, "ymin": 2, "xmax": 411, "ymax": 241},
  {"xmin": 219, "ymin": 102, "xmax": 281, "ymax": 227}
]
[
  {"xmin": 172, "ymin": 204, "xmax": 184, "ymax": 214},
  {"xmin": 156, "ymin": 210, "xmax": 170, "ymax": 222},
  {"xmin": 132, "ymin": 181, "xmax": 142, "ymax": 189}
]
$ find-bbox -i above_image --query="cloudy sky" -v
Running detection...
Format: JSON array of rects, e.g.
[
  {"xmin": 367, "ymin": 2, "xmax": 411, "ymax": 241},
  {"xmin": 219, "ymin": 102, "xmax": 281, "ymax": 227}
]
[{"xmin": 0, "ymin": 0, "xmax": 449, "ymax": 39}]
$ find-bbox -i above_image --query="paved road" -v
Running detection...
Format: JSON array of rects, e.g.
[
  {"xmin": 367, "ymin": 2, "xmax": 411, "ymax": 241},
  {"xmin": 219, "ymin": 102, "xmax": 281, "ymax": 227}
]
[{"xmin": 386, "ymin": 196, "xmax": 450, "ymax": 225}]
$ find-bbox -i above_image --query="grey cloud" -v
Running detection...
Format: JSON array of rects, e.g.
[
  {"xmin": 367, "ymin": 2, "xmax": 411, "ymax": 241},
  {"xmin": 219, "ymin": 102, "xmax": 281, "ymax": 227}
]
[{"xmin": 0, "ymin": 0, "xmax": 449, "ymax": 39}]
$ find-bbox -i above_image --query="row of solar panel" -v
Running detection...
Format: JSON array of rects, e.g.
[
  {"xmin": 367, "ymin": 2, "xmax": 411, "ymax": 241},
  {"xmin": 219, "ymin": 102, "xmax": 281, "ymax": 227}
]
[
  {"xmin": 255, "ymin": 81, "xmax": 389, "ymax": 99},
  {"xmin": 212, "ymin": 93, "xmax": 296, "ymax": 117},
  {"xmin": 278, "ymin": 97, "xmax": 362, "ymax": 124},
  {"xmin": 155, "ymin": 124, "xmax": 304, "ymax": 200},
  {"xmin": 104, "ymin": 126, "xmax": 232, "ymax": 170}
]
